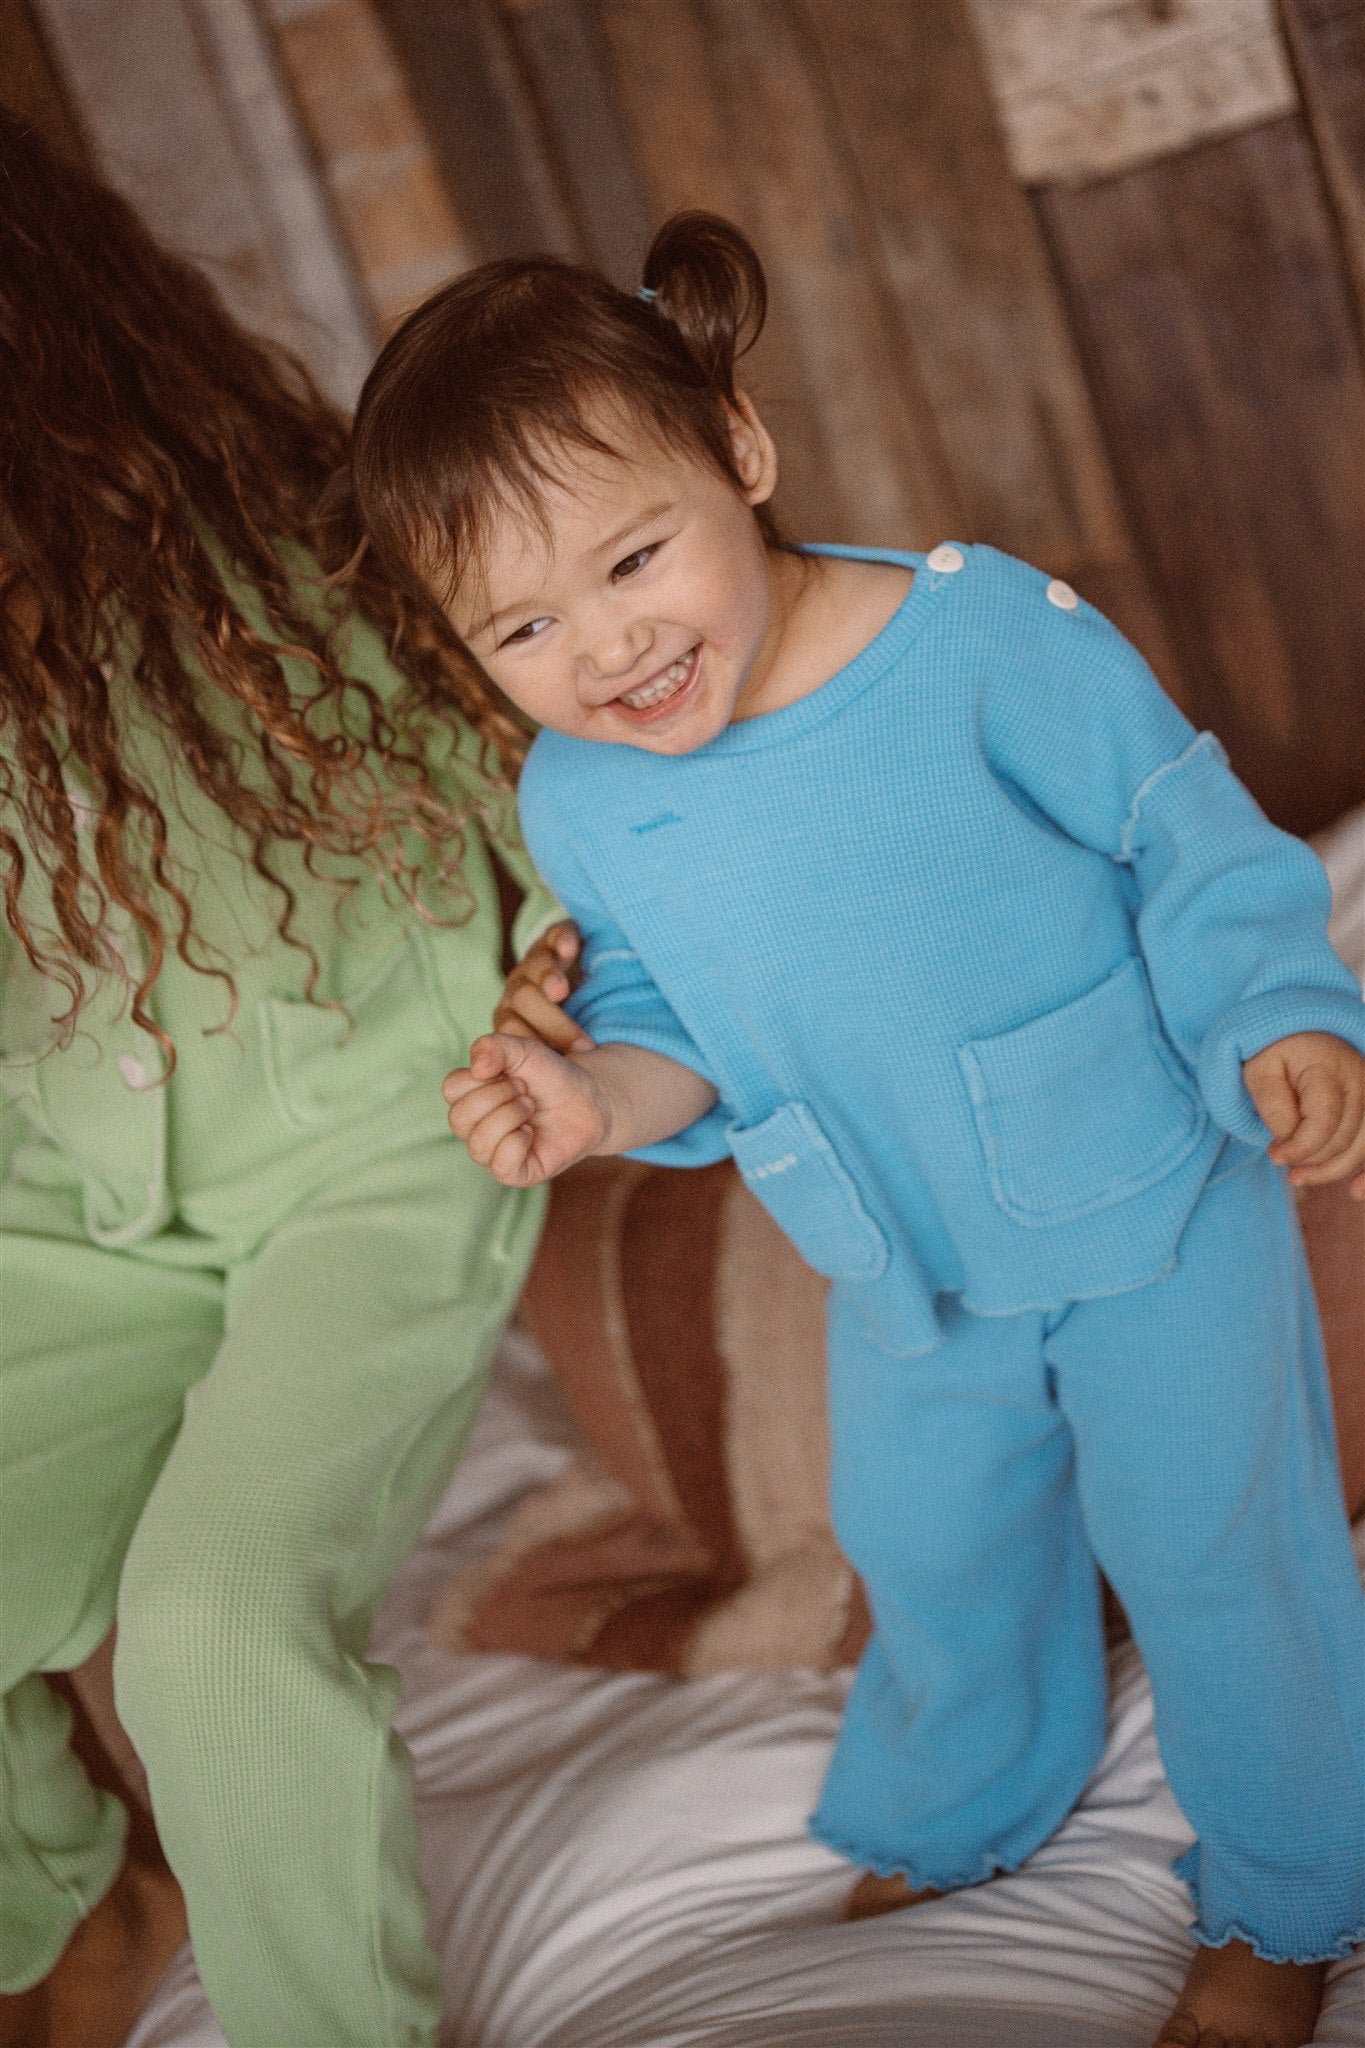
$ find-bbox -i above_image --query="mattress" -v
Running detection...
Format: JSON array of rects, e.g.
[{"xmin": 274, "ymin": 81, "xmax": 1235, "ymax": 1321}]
[{"xmin": 122, "ymin": 1323, "xmax": 1364, "ymax": 2048}]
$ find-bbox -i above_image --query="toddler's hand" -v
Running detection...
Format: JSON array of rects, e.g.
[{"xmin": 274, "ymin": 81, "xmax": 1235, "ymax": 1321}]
[
  {"xmin": 1243, "ymin": 1031, "xmax": 1365, "ymax": 1198},
  {"xmin": 443, "ymin": 1031, "xmax": 607, "ymax": 1186},
  {"xmin": 494, "ymin": 919, "xmax": 593, "ymax": 1055}
]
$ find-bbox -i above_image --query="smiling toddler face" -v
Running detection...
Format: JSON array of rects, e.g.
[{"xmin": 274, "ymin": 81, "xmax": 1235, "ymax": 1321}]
[{"xmin": 443, "ymin": 406, "xmax": 779, "ymax": 757}]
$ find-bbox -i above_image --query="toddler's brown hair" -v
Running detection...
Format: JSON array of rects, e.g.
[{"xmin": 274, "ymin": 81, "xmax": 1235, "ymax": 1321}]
[{"xmin": 352, "ymin": 212, "xmax": 780, "ymax": 606}]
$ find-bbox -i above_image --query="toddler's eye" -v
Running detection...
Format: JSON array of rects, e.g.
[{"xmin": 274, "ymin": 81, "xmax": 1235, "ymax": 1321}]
[
  {"xmin": 500, "ymin": 617, "xmax": 550, "ymax": 647},
  {"xmin": 612, "ymin": 545, "xmax": 657, "ymax": 581}
]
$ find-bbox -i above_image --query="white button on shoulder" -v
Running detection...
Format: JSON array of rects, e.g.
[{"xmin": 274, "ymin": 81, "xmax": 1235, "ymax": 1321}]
[
  {"xmin": 1046, "ymin": 578, "xmax": 1079, "ymax": 611},
  {"xmin": 118, "ymin": 1053, "xmax": 149, "ymax": 1090},
  {"xmin": 927, "ymin": 543, "xmax": 965, "ymax": 574}
]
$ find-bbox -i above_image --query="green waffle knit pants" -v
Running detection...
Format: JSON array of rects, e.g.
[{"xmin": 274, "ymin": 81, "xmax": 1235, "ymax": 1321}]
[{"xmin": 0, "ymin": 1131, "xmax": 542, "ymax": 2047}]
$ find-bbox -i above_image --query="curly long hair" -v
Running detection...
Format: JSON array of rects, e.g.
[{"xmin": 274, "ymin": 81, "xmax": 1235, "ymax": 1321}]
[{"xmin": 0, "ymin": 110, "xmax": 525, "ymax": 1067}]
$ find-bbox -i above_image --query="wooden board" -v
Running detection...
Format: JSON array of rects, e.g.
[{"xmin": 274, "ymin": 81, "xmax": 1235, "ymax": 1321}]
[
  {"xmin": 596, "ymin": 0, "xmax": 860, "ymax": 538},
  {"xmin": 798, "ymin": 0, "xmax": 1192, "ymax": 687},
  {"xmin": 597, "ymin": 0, "xmax": 963, "ymax": 548},
  {"xmin": 31, "ymin": 0, "xmax": 375, "ymax": 403},
  {"xmin": 264, "ymin": 0, "xmax": 477, "ymax": 332},
  {"xmin": 501, "ymin": 0, "xmax": 655, "ymax": 286},
  {"xmin": 182, "ymin": 0, "xmax": 377, "ymax": 386},
  {"xmin": 1279, "ymin": 0, "xmax": 1365, "ymax": 334},
  {"xmin": 1039, "ymin": 115, "xmax": 1365, "ymax": 832},
  {"xmin": 707, "ymin": 0, "xmax": 966, "ymax": 546},
  {"xmin": 593, "ymin": 0, "xmax": 840, "ymax": 537},
  {"xmin": 968, "ymin": 0, "xmax": 1298, "ymax": 185},
  {"xmin": 797, "ymin": 0, "xmax": 1132, "ymax": 578},
  {"xmin": 374, "ymin": 0, "xmax": 579, "ymax": 262}
]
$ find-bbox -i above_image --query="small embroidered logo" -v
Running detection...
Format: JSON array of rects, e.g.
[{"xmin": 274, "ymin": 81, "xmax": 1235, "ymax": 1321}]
[
  {"xmin": 747, "ymin": 1153, "xmax": 797, "ymax": 1181},
  {"xmin": 630, "ymin": 811, "xmax": 683, "ymax": 835}
]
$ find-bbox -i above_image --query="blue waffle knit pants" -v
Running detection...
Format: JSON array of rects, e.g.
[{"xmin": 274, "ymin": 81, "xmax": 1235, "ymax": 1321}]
[{"xmin": 811, "ymin": 1155, "xmax": 1365, "ymax": 1961}]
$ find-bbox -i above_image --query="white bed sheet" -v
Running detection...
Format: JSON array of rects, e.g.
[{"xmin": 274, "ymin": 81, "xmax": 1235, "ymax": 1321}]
[
  {"xmin": 126, "ymin": 812, "xmax": 1365, "ymax": 2048},
  {"xmin": 124, "ymin": 1329, "xmax": 1364, "ymax": 2048}
]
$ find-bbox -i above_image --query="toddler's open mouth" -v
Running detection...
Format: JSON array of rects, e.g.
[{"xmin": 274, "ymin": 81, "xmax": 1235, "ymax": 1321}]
[{"xmin": 613, "ymin": 646, "xmax": 700, "ymax": 723}]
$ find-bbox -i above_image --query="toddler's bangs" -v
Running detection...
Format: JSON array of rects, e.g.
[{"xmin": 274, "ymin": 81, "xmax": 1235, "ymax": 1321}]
[
  {"xmin": 368, "ymin": 374, "xmax": 702, "ymax": 612},
  {"xmin": 352, "ymin": 222, "xmax": 772, "ymax": 612}
]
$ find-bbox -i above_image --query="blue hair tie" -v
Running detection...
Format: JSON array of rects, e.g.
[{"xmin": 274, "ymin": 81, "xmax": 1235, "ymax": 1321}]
[{"xmin": 637, "ymin": 286, "xmax": 658, "ymax": 303}]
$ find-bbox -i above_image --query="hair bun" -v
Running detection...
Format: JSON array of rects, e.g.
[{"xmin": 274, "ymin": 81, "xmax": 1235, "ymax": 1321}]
[{"xmin": 640, "ymin": 212, "xmax": 766, "ymax": 401}]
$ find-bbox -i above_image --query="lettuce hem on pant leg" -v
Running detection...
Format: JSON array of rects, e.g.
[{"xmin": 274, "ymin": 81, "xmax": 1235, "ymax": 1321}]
[
  {"xmin": 1174, "ymin": 1845, "xmax": 1365, "ymax": 1965},
  {"xmin": 809, "ymin": 1819, "xmax": 1036, "ymax": 1894},
  {"xmin": 810, "ymin": 1764, "xmax": 1090, "ymax": 1896}
]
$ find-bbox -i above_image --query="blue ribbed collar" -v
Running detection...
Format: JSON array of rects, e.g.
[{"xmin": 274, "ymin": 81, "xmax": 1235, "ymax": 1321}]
[{"xmin": 695, "ymin": 542, "xmax": 951, "ymax": 757}]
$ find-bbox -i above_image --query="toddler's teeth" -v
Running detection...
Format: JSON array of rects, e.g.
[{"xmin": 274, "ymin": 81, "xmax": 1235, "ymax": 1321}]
[{"xmin": 619, "ymin": 648, "xmax": 696, "ymax": 711}]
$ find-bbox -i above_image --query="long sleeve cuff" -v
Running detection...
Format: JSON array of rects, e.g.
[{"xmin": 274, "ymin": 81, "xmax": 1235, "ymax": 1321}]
[
  {"xmin": 1197, "ymin": 988, "xmax": 1365, "ymax": 1146},
  {"xmin": 565, "ymin": 989, "xmax": 732, "ymax": 1168}
]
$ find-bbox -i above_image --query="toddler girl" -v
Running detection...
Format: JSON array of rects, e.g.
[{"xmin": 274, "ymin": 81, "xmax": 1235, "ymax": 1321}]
[{"xmin": 352, "ymin": 213, "xmax": 1365, "ymax": 2048}]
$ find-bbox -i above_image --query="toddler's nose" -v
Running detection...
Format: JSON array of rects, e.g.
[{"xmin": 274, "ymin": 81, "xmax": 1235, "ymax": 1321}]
[{"xmin": 581, "ymin": 622, "xmax": 653, "ymax": 687}]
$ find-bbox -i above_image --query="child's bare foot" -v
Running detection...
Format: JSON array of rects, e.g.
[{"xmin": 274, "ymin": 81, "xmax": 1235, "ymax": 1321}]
[
  {"xmin": 843, "ymin": 1870, "xmax": 941, "ymax": 1920},
  {"xmin": 1154, "ymin": 1941, "xmax": 1327, "ymax": 2047},
  {"xmin": 11, "ymin": 1856, "xmax": 188, "ymax": 2048}
]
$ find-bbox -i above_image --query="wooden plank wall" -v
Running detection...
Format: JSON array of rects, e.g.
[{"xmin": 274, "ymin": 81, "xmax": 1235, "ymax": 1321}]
[
  {"xmin": 5, "ymin": 0, "xmax": 1363, "ymax": 829},
  {"xmin": 262, "ymin": 0, "xmax": 478, "ymax": 334},
  {"xmin": 1037, "ymin": 119, "xmax": 1365, "ymax": 830},
  {"xmin": 1280, "ymin": 0, "xmax": 1365, "ymax": 328}
]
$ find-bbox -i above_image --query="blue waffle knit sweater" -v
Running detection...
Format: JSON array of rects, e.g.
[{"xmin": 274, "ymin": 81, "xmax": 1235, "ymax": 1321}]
[{"xmin": 518, "ymin": 543, "xmax": 1365, "ymax": 1357}]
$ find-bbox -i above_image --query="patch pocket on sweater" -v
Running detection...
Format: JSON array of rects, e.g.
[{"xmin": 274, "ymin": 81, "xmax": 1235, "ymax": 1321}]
[
  {"xmin": 260, "ymin": 932, "xmax": 455, "ymax": 1130},
  {"xmin": 728, "ymin": 1102, "xmax": 888, "ymax": 1283},
  {"xmin": 958, "ymin": 956, "xmax": 1206, "ymax": 1226}
]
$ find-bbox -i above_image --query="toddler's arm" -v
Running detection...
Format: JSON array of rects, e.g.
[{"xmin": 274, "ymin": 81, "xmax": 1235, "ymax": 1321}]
[
  {"xmin": 509, "ymin": 754, "xmax": 733, "ymax": 1167},
  {"xmin": 978, "ymin": 569, "xmax": 1365, "ymax": 1147},
  {"xmin": 443, "ymin": 1033, "xmax": 718, "ymax": 1187}
]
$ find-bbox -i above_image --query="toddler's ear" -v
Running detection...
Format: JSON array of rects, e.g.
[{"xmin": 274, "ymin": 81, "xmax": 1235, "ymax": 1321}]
[{"xmin": 729, "ymin": 392, "xmax": 778, "ymax": 507}]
